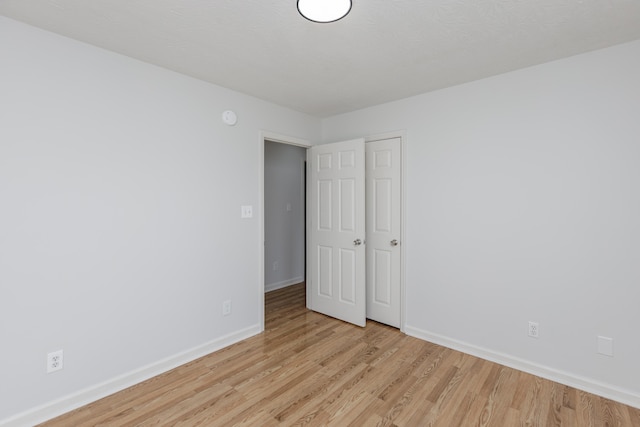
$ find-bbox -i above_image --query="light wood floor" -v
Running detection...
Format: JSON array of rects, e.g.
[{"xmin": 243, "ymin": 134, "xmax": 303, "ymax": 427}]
[{"xmin": 41, "ymin": 283, "xmax": 640, "ymax": 426}]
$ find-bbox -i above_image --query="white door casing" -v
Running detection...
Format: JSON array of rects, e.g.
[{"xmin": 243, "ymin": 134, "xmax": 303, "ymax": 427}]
[
  {"xmin": 366, "ymin": 137, "xmax": 402, "ymax": 328},
  {"xmin": 307, "ymin": 139, "xmax": 366, "ymax": 327}
]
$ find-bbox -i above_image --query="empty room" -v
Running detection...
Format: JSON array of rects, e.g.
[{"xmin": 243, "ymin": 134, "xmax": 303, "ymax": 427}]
[{"xmin": 1, "ymin": 1, "xmax": 640, "ymax": 426}]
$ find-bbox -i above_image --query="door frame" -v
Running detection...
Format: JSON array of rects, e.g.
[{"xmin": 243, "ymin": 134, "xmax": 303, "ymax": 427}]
[
  {"xmin": 259, "ymin": 131, "xmax": 312, "ymax": 332},
  {"xmin": 365, "ymin": 131, "xmax": 406, "ymax": 333},
  {"xmin": 259, "ymin": 130, "xmax": 406, "ymax": 333}
]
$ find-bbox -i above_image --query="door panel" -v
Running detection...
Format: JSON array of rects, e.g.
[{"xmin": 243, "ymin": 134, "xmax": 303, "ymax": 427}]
[
  {"xmin": 366, "ymin": 138, "xmax": 401, "ymax": 327},
  {"xmin": 373, "ymin": 249, "xmax": 392, "ymax": 305},
  {"xmin": 339, "ymin": 178, "xmax": 355, "ymax": 231},
  {"xmin": 374, "ymin": 178, "xmax": 392, "ymax": 232},
  {"xmin": 308, "ymin": 139, "xmax": 366, "ymax": 327},
  {"xmin": 318, "ymin": 180, "xmax": 332, "ymax": 229},
  {"xmin": 339, "ymin": 248, "xmax": 356, "ymax": 302},
  {"xmin": 318, "ymin": 246, "xmax": 332, "ymax": 297}
]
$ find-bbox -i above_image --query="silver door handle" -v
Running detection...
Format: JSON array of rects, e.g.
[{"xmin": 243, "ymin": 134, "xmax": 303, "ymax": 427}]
[
  {"xmin": 354, "ymin": 239, "xmax": 362, "ymax": 246},
  {"xmin": 390, "ymin": 239, "xmax": 399, "ymax": 246}
]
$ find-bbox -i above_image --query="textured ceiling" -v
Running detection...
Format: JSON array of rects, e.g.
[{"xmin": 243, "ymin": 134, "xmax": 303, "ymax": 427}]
[{"xmin": 2, "ymin": 0, "xmax": 640, "ymax": 117}]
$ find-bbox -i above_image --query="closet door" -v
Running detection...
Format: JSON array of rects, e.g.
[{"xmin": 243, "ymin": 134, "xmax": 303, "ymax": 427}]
[{"xmin": 366, "ymin": 137, "xmax": 401, "ymax": 328}]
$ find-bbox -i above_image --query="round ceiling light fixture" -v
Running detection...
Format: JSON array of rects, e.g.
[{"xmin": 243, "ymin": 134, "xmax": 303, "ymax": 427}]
[{"xmin": 297, "ymin": 0, "xmax": 352, "ymax": 23}]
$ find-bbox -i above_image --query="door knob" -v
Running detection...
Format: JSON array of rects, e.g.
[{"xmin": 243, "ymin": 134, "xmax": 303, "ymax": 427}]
[
  {"xmin": 353, "ymin": 239, "xmax": 362, "ymax": 246},
  {"xmin": 390, "ymin": 239, "xmax": 399, "ymax": 246}
]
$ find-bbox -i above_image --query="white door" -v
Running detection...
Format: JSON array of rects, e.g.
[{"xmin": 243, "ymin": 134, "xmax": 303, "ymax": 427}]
[
  {"xmin": 307, "ymin": 139, "xmax": 366, "ymax": 327},
  {"xmin": 366, "ymin": 137, "xmax": 402, "ymax": 327}
]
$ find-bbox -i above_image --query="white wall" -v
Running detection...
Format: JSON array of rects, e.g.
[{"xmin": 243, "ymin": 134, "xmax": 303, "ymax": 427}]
[
  {"xmin": 0, "ymin": 17, "xmax": 320, "ymax": 424},
  {"xmin": 264, "ymin": 141, "xmax": 306, "ymax": 292},
  {"xmin": 323, "ymin": 40, "xmax": 640, "ymax": 406},
  {"xmin": 3, "ymin": 14, "xmax": 640, "ymax": 424}
]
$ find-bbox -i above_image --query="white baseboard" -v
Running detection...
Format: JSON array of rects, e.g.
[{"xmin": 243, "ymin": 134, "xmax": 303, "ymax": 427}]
[
  {"xmin": 265, "ymin": 276, "xmax": 304, "ymax": 293},
  {"xmin": 0, "ymin": 324, "xmax": 262, "ymax": 427},
  {"xmin": 404, "ymin": 325, "xmax": 640, "ymax": 410}
]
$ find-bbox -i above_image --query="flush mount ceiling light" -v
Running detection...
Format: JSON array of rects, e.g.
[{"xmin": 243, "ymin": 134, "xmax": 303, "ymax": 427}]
[{"xmin": 297, "ymin": 0, "xmax": 352, "ymax": 23}]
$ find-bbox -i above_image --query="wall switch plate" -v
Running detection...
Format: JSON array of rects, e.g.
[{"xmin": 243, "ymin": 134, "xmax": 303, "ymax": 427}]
[
  {"xmin": 528, "ymin": 321, "xmax": 539, "ymax": 338},
  {"xmin": 241, "ymin": 205, "xmax": 253, "ymax": 218},
  {"xmin": 597, "ymin": 336, "xmax": 614, "ymax": 356},
  {"xmin": 223, "ymin": 300, "xmax": 232, "ymax": 316},
  {"xmin": 47, "ymin": 350, "xmax": 64, "ymax": 373}
]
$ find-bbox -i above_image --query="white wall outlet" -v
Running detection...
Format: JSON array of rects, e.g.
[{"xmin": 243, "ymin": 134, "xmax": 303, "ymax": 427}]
[
  {"xmin": 528, "ymin": 321, "xmax": 539, "ymax": 338},
  {"xmin": 272, "ymin": 261, "xmax": 278, "ymax": 271},
  {"xmin": 223, "ymin": 300, "xmax": 232, "ymax": 316},
  {"xmin": 240, "ymin": 205, "xmax": 253, "ymax": 218},
  {"xmin": 597, "ymin": 336, "xmax": 614, "ymax": 356},
  {"xmin": 47, "ymin": 349, "xmax": 64, "ymax": 373},
  {"xmin": 286, "ymin": 202, "xmax": 292, "ymax": 212}
]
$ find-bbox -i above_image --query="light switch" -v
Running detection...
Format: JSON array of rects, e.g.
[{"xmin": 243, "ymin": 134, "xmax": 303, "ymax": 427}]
[{"xmin": 241, "ymin": 205, "xmax": 253, "ymax": 218}]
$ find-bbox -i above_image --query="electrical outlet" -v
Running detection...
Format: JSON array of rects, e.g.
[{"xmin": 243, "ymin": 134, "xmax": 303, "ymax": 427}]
[
  {"xmin": 223, "ymin": 300, "xmax": 232, "ymax": 316},
  {"xmin": 47, "ymin": 350, "xmax": 64, "ymax": 373},
  {"xmin": 272, "ymin": 261, "xmax": 278, "ymax": 271},
  {"xmin": 597, "ymin": 336, "xmax": 614, "ymax": 356},
  {"xmin": 528, "ymin": 321, "xmax": 539, "ymax": 338}
]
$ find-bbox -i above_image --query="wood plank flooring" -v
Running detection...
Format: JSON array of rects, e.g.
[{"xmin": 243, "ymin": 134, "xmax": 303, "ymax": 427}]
[{"xmin": 40, "ymin": 283, "xmax": 640, "ymax": 426}]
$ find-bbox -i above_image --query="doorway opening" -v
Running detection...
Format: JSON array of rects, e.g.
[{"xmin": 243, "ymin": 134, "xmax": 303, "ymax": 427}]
[
  {"xmin": 259, "ymin": 132, "xmax": 311, "ymax": 332},
  {"xmin": 264, "ymin": 140, "xmax": 307, "ymax": 292}
]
